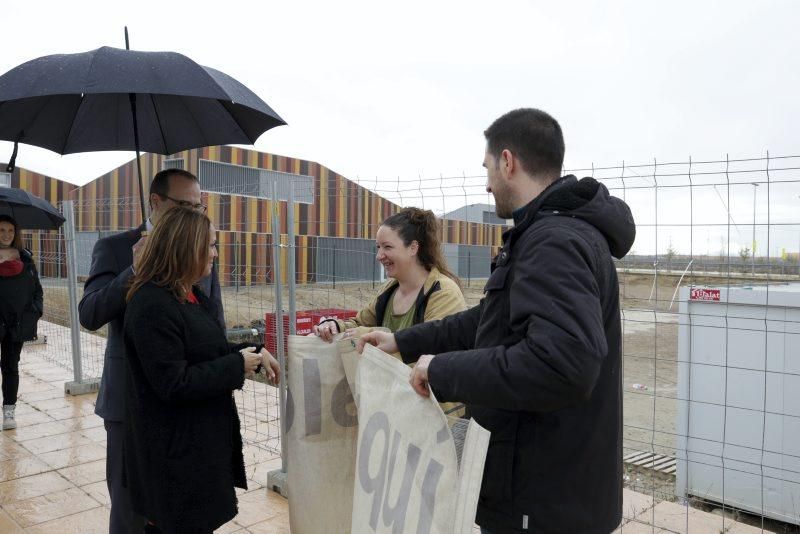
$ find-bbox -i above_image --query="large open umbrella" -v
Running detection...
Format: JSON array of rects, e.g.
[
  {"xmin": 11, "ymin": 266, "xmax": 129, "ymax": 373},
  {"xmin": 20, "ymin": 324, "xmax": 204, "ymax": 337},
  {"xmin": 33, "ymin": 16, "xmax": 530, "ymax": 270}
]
[
  {"xmin": 0, "ymin": 187, "xmax": 65, "ymax": 230},
  {"xmin": 0, "ymin": 32, "xmax": 286, "ymax": 220}
]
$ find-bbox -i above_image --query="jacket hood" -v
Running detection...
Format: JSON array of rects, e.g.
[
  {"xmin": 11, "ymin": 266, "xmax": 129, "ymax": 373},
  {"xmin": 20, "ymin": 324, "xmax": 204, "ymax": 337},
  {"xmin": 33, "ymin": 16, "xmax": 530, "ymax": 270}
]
[{"xmin": 540, "ymin": 175, "xmax": 636, "ymax": 259}]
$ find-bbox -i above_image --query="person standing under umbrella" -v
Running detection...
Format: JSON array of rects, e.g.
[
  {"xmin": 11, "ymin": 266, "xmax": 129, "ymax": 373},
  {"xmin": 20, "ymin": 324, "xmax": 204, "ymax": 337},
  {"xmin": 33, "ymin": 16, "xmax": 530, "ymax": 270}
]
[
  {"xmin": 0, "ymin": 214, "xmax": 43, "ymax": 430},
  {"xmin": 79, "ymin": 168, "xmax": 224, "ymax": 533}
]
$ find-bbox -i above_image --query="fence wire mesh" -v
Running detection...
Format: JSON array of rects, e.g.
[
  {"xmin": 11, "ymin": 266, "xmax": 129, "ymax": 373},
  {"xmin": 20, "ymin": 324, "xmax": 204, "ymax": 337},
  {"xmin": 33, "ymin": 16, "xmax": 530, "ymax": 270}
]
[{"xmin": 17, "ymin": 151, "xmax": 800, "ymax": 531}]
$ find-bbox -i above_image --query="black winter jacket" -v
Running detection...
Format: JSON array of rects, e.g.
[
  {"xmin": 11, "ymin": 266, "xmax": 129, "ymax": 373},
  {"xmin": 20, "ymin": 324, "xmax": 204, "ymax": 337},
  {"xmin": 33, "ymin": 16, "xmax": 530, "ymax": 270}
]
[
  {"xmin": 0, "ymin": 249, "xmax": 43, "ymax": 342},
  {"xmin": 123, "ymin": 283, "xmax": 249, "ymax": 533},
  {"xmin": 396, "ymin": 176, "xmax": 635, "ymax": 533}
]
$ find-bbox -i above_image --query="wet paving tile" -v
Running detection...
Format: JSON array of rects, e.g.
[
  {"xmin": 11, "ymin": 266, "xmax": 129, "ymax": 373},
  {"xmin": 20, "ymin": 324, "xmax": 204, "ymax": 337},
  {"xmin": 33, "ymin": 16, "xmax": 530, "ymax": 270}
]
[
  {"xmin": 246, "ymin": 458, "xmax": 283, "ymax": 488},
  {"xmin": 242, "ymin": 444, "xmax": 281, "ymax": 465},
  {"xmin": 79, "ymin": 425, "xmax": 107, "ymax": 443},
  {"xmin": 38, "ymin": 443, "xmax": 106, "ymax": 470},
  {"xmin": 10, "ymin": 403, "xmax": 40, "ymax": 415},
  {"xmin": 10, "ymin": 351, "xmax": 294, "ymax": 532},
  {"xmin": 620, "ymin": 489, "xmax": 655, "ymax": 524},
  {"xmin": 0, "ymin": 438, "xmax": 31, "ymax": 462},
  {"xmin": 62, "ymin": 414, "xmax": 104, "ymax": 433},
  {"xmin": 2, "ymin": 487, "xmax": 100, "ymax": 528},
  {"xmin": 236, "ymin": 479, "xmax": 264, "ymax": 496},
  {"xmin": 45, "ymin": 405, "xmax": 97, "ymax": 422},
  {"xmin": 56, "ymin": 459, "xmax": 106, "ymax": 487},
  {"xmin": 0, "ymin": 471, "xmax": 74, "ymax": 505},
  {"xmin": 15, "ymin": 496, "xmax": 107, "ymax": 533},
  {"xmin": 232, "ymin": 489, "xmax": 287, "ymax": 528},
  {"xmin": 18, "ymin": 366, "xmax": 51, "ymax": 375},
  {"xmin": 215, "ymin": 519, "xmax": 245, "ymax": 533},
  {"xmin": 80, "ymin": 480, "xmax": 110, "ymax": 506},
  {"xmin": 28, "ymin": 373, "xmax": 71, "ymax": 385},
  {"xmin": 0, "ymin": 509, "xmax": 23, "ymax": 533},
  {"xmin": 626, "ymin": 501, "xmax": 757, "ymax": 534},
  {"xmin": 246, "ymin": 512, "xmax": 291, "ymax": 533},
  {"xmin": 18, "ymin": 431, "xmax": 93, "ymax": 456},
  {"xmin": 17, "ymin": 388, "xmax": 65, "ymax": 402},
  {"xmin": 0, "ymin": 457, "xmax": 51, "ymax": 483},
  {"xmin": 26, "ymin": 398, "xmax": 75, "ymax": 412},
  {"xmin": 6, "ymin": 421, "xmax": 71, "ymax": 442}
]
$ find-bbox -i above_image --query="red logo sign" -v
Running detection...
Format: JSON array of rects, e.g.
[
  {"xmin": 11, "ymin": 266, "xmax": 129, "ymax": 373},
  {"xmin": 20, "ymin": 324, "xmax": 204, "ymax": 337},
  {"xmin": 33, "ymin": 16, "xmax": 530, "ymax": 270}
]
[{"xmin": 690, "ymin": 288, "xmax": 721, "ymax": 301}]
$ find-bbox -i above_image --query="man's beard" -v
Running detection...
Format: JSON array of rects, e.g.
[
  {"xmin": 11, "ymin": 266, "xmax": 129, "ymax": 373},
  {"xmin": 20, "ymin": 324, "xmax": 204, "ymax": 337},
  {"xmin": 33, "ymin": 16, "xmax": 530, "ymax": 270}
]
[{"xmin": 494, "ymin": 186, "xmax": 514, "ymax": 219}]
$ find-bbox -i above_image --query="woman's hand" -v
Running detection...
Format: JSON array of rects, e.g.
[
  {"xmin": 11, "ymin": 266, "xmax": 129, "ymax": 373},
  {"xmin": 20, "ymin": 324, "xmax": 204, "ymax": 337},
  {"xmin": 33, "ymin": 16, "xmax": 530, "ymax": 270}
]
[
  {"xmin": 312, "ymin": 317, "xmax": 340, "ymax": 343},
  {"xmin": 260, "ymin": 349, "xmax": 280, "ymax": 384},
  {"xmin": 240, "ymin": 347, "xmax": 262, "ymax": 378}
]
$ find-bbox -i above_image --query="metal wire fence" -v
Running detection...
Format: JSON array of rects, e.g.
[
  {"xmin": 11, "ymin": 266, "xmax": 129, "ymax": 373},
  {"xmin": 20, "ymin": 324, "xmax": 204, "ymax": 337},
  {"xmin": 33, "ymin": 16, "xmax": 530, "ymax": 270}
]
[
  {"xmin": 18, "ymin": 151, "xmax": 800, "ymax": 531},
  {"xmin": 276, "ymin": 154, "xmax": 800, "ymax": 532}
]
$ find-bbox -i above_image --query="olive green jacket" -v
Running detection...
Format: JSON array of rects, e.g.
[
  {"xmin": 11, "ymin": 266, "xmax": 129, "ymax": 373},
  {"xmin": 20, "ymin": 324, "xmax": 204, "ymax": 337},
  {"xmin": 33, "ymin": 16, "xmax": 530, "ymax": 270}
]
[
  {"xmin": 334, "ymin": 267, "xmax": 467, "ymax": 416},
  {"xmin": 333, "ymin": 267, "xmax": 466, "ymax": 333}
]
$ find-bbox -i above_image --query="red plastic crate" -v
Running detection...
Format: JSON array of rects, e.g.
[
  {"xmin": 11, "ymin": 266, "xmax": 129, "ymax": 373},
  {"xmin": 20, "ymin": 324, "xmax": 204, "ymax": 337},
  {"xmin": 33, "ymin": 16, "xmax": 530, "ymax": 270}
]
[{"xmin": 264, "ymin": 308, "xmax": 358, "ymax": 354}]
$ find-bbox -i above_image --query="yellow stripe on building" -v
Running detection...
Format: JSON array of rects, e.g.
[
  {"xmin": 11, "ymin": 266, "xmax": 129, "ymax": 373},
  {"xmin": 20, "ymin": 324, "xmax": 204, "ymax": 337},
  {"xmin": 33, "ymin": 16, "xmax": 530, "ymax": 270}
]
[
  {"xmin": 245, "ymin": 233, "xmax": 253, "ymax": 286},
  {"xmin": 319, "ymin": 168, "xmax": 328, "ymax": 236}
]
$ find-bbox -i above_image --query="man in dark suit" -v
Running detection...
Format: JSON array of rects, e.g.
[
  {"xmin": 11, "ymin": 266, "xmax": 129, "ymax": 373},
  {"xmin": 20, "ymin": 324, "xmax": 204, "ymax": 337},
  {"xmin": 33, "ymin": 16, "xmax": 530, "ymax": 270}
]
[{"xmin": 79, "ymin": 168, "xmax": 225, "ymax": 533}]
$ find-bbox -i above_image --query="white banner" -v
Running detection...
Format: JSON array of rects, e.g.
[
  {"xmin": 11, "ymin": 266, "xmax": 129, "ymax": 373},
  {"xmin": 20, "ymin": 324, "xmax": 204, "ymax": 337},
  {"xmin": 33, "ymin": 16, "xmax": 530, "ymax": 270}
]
[
  {"xmin": 352, "ymin": 344, "xmax": 489, "ymax": 534},
  {"xmin": 286, "ymin": 336, "xmax": 360, "ymax": 533},
  {"xmin": 285, "ymin": 336, "xmax": 489, "ymax": 534}
]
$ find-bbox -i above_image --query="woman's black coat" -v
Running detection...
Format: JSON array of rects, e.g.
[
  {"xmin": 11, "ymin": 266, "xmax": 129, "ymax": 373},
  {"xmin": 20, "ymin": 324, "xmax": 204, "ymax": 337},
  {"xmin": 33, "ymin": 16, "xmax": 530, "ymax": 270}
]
[
  {"xmin": 123, "ymin": 282, "xmax": 249, "ymax": 533},
  {"xmin": 0, "ymin": 249, "xmax": 43, "ymax": 342}
]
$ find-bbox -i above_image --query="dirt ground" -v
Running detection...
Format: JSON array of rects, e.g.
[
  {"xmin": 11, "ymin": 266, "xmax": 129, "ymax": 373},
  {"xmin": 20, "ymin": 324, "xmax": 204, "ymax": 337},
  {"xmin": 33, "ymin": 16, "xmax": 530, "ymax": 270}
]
[
  {"xmin": 40, "ymin": 270, "xmax": 782, "ymax": 464},
  {"xmin": 39, "ymin": 270, "xmax": 800, "ymax": 530}
]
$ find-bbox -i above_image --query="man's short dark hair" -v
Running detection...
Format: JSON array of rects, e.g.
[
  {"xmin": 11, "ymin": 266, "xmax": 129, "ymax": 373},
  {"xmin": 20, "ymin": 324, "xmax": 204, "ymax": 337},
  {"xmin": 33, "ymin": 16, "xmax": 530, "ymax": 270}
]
[
  {"xmin": 484, "ymin": 108, "xmax": 565, "ymax": 178},
  {"xmin": 149, "ymin": 168, "xmax": 199, "ymax": 199}
]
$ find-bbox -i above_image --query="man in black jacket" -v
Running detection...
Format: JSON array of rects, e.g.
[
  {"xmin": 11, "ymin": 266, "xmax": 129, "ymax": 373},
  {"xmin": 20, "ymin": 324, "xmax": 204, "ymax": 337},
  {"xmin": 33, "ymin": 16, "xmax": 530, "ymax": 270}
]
[
  {"xmin": 360, "ymin": 108, "xmax": 635, "ymax": 533},
  {"xmin": 79, "ymin": 168, "xmax": 224, "ymax": 534}
]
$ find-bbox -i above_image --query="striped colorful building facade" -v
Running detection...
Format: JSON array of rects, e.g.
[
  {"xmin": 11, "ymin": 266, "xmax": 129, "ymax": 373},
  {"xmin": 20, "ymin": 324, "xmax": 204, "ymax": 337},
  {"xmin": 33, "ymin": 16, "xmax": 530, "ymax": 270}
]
[{"xmin": 4, "ymin": 146, "xmax": 506, "ymax": 284}]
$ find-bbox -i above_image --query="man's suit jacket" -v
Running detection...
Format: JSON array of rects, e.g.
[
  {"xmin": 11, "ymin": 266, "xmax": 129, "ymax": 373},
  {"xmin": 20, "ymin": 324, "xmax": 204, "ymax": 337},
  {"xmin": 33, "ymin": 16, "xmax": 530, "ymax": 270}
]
[{"xmin": 79, "ymin": 224, "xmax": 225, "ymax": 422}]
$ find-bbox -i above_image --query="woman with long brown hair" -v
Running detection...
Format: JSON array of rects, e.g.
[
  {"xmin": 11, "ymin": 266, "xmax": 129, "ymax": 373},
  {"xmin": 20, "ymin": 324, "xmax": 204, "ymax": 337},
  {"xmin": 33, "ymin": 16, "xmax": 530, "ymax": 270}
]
[
  {"xmin": 123, "ymin": 206, "xmax": 279, "ymax": 533},
  {"xmin": 0, "ymin": 214, "xmax": 43, "ymax": 430}
]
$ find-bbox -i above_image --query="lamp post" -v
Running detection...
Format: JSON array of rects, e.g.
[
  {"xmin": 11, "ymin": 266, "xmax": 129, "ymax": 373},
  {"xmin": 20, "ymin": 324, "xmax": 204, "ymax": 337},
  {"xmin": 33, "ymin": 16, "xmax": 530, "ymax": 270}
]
[{"xmin": 751, "ymin": 182, "xmax": 759, "ymax": 275}]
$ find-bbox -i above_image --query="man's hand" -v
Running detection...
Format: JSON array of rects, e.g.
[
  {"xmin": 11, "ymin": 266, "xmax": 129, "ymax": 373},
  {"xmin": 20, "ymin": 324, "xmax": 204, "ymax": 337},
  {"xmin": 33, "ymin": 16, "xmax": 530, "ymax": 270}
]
[
  {"xmin": 312, "ymin": 317, "xmax": 340, "ymax": 342},
  {"xmin": 131, "ymin": 234, "xmax": 148, "ymax": 273},
  {"xmin": 357, "ymin": 331, "xmax": 398, "ymax": 354},
  {"xmin": 410, "ymin": 355, "xmax": 435, "ymax": 397},
  {"xmin": 260, "ymin": 348, "xmax": 280, "ymax": 384}
]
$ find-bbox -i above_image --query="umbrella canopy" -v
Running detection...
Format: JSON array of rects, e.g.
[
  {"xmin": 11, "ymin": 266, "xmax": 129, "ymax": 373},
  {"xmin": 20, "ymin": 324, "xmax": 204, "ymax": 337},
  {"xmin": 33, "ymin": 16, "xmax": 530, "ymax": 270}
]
[
  {"xmin": 0, "ymin": 187, "xmax": 65, "ymax": 230},
  {"xmin": 0, "ymin": 45, "xmax": 286, "ymax": 218}
]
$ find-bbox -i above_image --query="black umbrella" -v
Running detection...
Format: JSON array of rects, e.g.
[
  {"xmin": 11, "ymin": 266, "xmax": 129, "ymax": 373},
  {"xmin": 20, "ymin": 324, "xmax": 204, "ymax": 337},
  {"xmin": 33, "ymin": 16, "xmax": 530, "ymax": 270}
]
[
  {"xmin": 0, "ymin": 187, "xmax": 65, "ymax": 230},
  {"xmin": 0, "ymin": 30, "xmax": 286, "ymax": 220}
]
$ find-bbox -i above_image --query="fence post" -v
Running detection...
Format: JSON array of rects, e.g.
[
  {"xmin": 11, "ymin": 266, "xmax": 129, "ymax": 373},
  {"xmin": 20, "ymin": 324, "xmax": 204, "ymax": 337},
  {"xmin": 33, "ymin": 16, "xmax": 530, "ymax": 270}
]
[
  {"xmin": 467, "ymin": 249, "xmax": 471, "ymax": 287},
  {"xmin": 288, "ymin": 183, "xmax": 296, "ymax": 335},
  {"xmin": 235, "ymin": 233, "xmax": 240, "ymax": 293},
  {"xmin": 63, "ymin": 201, "xmax": 94, "ymax": 395},
  {"xmin": 267, "ymin": 180, "xmax": 289, "ymax": 496}
]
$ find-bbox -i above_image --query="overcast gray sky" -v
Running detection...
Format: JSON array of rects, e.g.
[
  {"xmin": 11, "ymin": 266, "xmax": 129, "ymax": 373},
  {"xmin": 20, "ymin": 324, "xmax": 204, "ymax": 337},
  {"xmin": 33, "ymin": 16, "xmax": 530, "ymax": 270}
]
[{"xmin": 2, "ymin": 0, "xmax": 799, "ymax": 256}]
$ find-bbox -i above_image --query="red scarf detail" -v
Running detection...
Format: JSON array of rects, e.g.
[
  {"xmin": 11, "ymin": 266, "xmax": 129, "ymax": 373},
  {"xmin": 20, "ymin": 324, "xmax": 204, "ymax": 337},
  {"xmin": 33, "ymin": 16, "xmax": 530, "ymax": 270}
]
[
  {"xmin": 0, "ymin": 259, "xmax": 24, "ymax": 277},
  {"xmin": 186, "ymin": 290, "xmax": 199, "ymax": 304}
]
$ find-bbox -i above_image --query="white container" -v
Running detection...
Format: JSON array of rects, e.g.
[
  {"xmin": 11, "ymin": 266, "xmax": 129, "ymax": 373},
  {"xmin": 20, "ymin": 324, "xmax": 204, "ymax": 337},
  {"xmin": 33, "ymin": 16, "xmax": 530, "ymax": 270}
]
[{"xmin": 676, "ymin": 283, "xmax": 800, "ymax": 525}]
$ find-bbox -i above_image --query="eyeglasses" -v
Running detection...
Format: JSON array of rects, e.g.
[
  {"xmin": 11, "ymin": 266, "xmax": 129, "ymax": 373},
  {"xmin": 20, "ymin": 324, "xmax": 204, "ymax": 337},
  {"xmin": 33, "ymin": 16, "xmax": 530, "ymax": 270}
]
[{"xmin": 159, "ymin": 194, "xmax": 207, "ymax": 213}]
